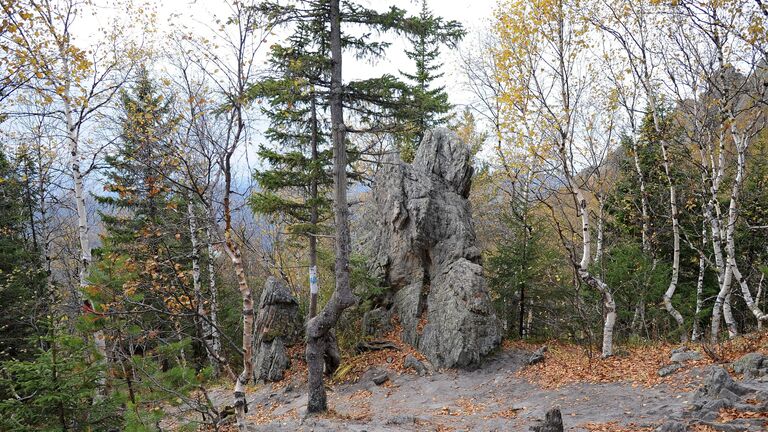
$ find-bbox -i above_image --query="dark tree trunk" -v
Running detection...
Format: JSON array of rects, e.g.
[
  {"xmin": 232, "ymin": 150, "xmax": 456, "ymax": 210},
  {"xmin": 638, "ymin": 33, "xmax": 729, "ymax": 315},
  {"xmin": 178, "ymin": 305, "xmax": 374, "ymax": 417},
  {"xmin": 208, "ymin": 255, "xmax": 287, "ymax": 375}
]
[
  {"xmin": 309, "ymin": 92, "xmax": 319, "ymax": 319},
  {"xmin": 305, "ymin": 0, "xmax": 356, "ymax": 413}
]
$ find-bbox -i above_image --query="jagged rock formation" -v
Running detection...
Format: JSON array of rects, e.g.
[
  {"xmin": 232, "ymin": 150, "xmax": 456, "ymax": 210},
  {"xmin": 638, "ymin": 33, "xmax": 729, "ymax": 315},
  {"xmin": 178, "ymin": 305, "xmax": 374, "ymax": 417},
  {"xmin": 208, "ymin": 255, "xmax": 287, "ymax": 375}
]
[
  {"xmin": 252, "ymin": 277, "xmax": 301, "ymax": 382},
  {"xmin": 656, "ymin": 366, "xmax": 768, "ymax": 431},
  {"xmin": 358, "ymin": 127, "xmax": 501, "ymax": 368}
]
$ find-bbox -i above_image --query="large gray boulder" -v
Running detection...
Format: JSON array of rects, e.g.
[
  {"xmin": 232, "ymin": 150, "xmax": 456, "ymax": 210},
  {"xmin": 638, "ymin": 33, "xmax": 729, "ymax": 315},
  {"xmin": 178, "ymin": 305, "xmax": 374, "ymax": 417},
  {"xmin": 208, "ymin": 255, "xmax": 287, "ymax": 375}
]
[
  {"xmin": 357, "ymin": 128, "xmax": 501, "ymax": 368},
  {"xmin": 252, "ymin": 277, "xmax": 301, "ymax": 382}
]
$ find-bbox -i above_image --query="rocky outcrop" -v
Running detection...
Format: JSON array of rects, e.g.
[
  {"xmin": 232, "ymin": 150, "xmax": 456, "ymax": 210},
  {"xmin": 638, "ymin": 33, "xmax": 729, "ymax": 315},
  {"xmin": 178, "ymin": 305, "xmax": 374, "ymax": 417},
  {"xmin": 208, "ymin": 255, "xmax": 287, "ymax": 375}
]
[
  {"xmin": 658, "ymin": 346, "xmax": 703, "ymax": 376},
  {"xmin": 528, "ymin": 346, "xmax": 548, "ymax": 366},
  {"xmin": 358, "ymin": 128, "xmax": 501, "ymax": 368},
  {"xmin": 362, "ymin": 307, "xmax": 393, "ymax": 337},
  {"xmin": 252, "ymin": 277, "xmax": 301, "ymax": 382},
  {"xmin": 655, "ymin": 366, "xmax": 768, "ymax": 431}
]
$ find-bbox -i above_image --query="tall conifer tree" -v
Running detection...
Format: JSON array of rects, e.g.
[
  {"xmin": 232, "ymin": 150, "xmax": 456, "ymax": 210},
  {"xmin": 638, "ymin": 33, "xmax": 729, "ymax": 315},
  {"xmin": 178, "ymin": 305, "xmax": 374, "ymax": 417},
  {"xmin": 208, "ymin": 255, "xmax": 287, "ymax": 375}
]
[
  {"xmin": 92, "ymin": 67, "xmax": 193, "ymax": 370},
  {"xmin": 396, "ymin": 0, "xmax": 464, "ymax": 161}
]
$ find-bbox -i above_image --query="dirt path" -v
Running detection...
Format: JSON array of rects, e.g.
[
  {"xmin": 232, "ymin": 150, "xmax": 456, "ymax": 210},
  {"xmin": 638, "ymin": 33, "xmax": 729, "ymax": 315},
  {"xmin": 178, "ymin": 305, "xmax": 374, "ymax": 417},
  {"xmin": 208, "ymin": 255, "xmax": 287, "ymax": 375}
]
[{"xmin": 193, "ymin": 348, "xmax": 697, "ymax": 431}]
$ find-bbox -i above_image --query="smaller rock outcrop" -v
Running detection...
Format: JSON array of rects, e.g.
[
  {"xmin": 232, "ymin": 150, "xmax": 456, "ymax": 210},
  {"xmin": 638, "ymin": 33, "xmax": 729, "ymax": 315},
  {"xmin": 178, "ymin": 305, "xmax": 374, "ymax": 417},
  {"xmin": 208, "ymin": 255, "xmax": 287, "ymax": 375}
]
[
  {"xmin": 361, "ymin": 307, "xmax": 393, "ymax": 337},
  {"xmin": 530, "ymin": 407, "xmax": 564, "ymax": 432},
  {"xmin": 658, "ymin": 363, "xmax": 684, "ymax": 377},
  {"xmin": 670, "ymin": 350, "xmax": 702, "ymax": 363},
  {"xmin": 657, "ymin": 346, "xmax": 702, "ymax": 376},
  {"xmin": 657, "ymin": 366, "xmax": 768, "ymax": 431},
  {"xmin": 252, "ymin": 277, "xmax": 301, "ymax": 382},
  {"xmin": 528, "ymin": 346, "xmax": 548, "ymax": 366},
  {"xmin": 732, "ymin": 352, "xmax": 768, "ymax": 379},
  {"xmin": 403, "ymin": 354, "xmax": 428, "ymax": 376}
]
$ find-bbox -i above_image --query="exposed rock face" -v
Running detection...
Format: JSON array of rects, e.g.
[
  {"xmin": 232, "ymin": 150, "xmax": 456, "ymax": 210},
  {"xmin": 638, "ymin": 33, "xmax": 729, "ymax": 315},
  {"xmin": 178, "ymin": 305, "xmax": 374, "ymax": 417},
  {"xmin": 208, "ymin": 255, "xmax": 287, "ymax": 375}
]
[
  {"xmin": 252, "ymin": 277, "xmax": 301, "ymax": 382},
  {"xmin": 358, "ymin": 128, "xmax": 501, "ymax": 368},
  {"xmin": 528, "ymin": 346, "xmax": 548, "ymax": 366},
  {"xmin": 362, "ymin": 307, "xmax": 393, "ymax": 337}
]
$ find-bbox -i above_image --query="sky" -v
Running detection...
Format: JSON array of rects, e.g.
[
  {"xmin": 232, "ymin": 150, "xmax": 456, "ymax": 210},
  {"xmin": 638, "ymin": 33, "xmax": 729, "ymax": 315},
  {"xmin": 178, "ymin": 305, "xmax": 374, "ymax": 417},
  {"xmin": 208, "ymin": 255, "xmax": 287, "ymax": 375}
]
[
  {"xmin": 72, "ymin": 0, "xmax": 500, "ymax": 186},
  {"xmin": 84, "ymin": 0, "xmax": 498, "ymax": 108}
]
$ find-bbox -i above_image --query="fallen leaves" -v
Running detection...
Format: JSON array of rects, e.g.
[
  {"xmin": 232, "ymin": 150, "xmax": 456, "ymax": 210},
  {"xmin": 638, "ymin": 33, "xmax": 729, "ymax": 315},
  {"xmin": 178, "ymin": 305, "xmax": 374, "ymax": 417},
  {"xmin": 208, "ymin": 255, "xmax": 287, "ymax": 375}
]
[
  {"xmin": 330, "ymin": 325, "xmax": 429, "ymax": 384},
  {"xmin": 246, "ymin": 403, "xmax": 298, "ymax": 425},
  {"xmin": 485, "ymin": 406, "xmax": 521, "ymax": 419},
  {"xmin": 511, "ymin": 340, "xmax": 681, "ymax": 388},
  {"xmin": 580, "ymin": 421, "xmax": 654, "ymax": 432},
  {"xmin": 715, "ymin": 331, "xmax": 768, "ymax": 363},
  {"xmin": 434, "ymin": 397, "xmax": 488, "ymax": 417},
  {"xmin": 717, "ymin": 407, "xmax": 768, "ymax": 422}
]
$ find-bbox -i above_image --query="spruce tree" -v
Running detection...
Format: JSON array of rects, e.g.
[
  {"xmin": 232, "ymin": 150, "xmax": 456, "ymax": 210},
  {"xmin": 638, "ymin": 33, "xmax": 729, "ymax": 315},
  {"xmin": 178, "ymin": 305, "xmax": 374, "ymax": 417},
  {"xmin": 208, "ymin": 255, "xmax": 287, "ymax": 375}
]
[
  {"xmin": 254, "ymin": 0, "xmax": 462, "ymax": 413},
  {"xmin": 396, "ymin": 0, "xmax": 464, "ymax": 161},
  {"xmin": 92, "ymin": 67, "xmax": 196, "ymax": 380},
  {"xmin": 251, "ymin": 0, "xmax": 440, "ymax": 318},
  {"xmin": 249, "ymin": 19, "xmax": 334, "ymax": 318}
]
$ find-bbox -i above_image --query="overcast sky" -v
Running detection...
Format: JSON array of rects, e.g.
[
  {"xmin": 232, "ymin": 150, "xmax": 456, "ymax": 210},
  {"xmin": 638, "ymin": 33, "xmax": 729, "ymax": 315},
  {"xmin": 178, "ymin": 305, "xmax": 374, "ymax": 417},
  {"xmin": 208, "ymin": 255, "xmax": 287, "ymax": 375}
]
[
  {"xmin": 76, "ymin": 0, "xmax": 499, "ymax": 180},
  {"xmin": 84, "ymin": 0, "xmax": 497, "ymax": 107}
]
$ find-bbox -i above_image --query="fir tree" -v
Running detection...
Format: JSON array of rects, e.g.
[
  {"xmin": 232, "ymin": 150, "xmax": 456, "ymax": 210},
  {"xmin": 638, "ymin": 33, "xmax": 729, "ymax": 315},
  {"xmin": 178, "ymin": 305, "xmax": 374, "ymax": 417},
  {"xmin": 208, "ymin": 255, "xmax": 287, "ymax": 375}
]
[
  {"xmin": 396, "ymin": 0, "xmax": 464, "ymax": 161},
  {"xmin": 251, "ymin": 0, "xmax": 436, "ymax": 318},
  {"xmin": 92, "ymin": 68, "xmax": 198, "ymax": 387},
  {"xmin": 249, "ymin": 19, "xmax": 334, "ymax": 318}
]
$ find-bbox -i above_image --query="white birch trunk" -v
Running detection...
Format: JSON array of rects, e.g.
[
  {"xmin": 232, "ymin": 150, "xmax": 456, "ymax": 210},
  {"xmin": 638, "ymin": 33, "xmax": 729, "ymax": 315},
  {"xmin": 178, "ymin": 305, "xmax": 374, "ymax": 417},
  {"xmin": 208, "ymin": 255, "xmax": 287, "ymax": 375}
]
[
  {"xmin": 758, "ymin": 274, "xmax": 765, "ymax": 331},
  {"xmin": 61, "ymin": 54, "xmax": 109, "ymax": 396},
  {"xmin": 630, "ymin": 139, "xmax": 651, "ymax": 253},
  {"xmin": 188, "ymin": 202, "xmax": 216, "ymax": 369},
  {"xmin": 594, "ymin": 194, "xmax": 604, "ymax": 263},
  {"xmin": 648, "ymin": 97, "xmax": 685, "ymax": 340},
  {"xmin": 206, "ymin": 226, "xmax": 222, "ymax": 363},
  {"xmin": 692, "ymin": 221, "xmax": 707, "ymax": 342},
  {"xmin": 725, "ymin": 136, "xmax": 768, "ymax": 323},
  {"xmin": 574, "ymin": 186, "xmax": 615, "ymax": 358}
]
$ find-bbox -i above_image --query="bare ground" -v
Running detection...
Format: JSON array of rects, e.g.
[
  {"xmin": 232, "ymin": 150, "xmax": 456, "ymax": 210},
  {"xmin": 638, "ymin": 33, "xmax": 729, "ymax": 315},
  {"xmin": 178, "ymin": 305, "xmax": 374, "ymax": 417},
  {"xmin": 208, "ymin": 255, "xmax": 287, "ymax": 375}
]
[{"xmin": 188, "ymin": 348, "xmax": 704, "ymax": 431}]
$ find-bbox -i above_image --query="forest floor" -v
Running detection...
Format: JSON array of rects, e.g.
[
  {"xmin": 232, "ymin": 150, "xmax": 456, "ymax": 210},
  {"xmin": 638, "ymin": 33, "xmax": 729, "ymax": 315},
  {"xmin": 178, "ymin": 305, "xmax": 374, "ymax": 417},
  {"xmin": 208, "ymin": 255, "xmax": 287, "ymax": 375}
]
[{"xmin": 174, "ymin": 332, "xmax": 768, "ymax": 431}]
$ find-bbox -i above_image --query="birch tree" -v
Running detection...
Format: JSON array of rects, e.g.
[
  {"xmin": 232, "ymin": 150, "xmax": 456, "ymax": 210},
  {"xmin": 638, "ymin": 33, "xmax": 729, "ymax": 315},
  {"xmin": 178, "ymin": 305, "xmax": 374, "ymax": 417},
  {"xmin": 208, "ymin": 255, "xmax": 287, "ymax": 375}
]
[
  {"xmin": 495, "ymin": 0, "xmax": 617, "ymax": 357},
  {"xmin": 166, "ymin": 3, "xmax": 271, "ymax": 428},
  {"xmin": 662, "ymin": 0, "xmax": 767, "ymax": 342}
]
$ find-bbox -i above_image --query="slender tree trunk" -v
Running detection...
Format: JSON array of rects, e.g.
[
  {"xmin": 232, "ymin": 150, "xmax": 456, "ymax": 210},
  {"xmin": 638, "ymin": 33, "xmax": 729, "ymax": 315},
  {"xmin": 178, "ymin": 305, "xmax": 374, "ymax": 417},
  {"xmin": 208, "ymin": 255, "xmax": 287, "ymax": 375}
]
[
  {"xmin": 573, "ymin": 184, "xmax": 615, "ymax": 358},
  {"xmin": 62, "ymin": 65, "xmax": 109, "ymax": 396},
  {"xmin": 692, "ymin": 220, "xmax": 707, "ymax": 342},
  {"xmin": 308, "ymin": 93, "xmax": 320, "ymax": 319},
  {"xmin": 64, "ymin": 91, "xmax": 89, "ymax": 304},
  {"xmin": 594, "ymin": 194, "xmax": 604, "ymax": 263},
  {"xmin": 518, "ymin": 281, "xmax": 525, "ymax": 338},
  {"xmin": 306, "ymin": 0, "xmax": 356, "ymax": 413},
  {"xmin": 758, "ymin": 274, "xmax": 765, "ymax": 331},
  {"xmin": 645, "ymin": 88, "xmax": 686, "ymax": 341},
  {"xmin": 226, "ymin": 179, "xmax": 254, "ymax": 431},
  {"xmin": 657, "ymin": 129, "xmax": 686, "ymax": 341},
  {"xmin": 227, "ymin": 233, "xmax": 252, "ymax": 430},
  {"xmin": 188, "ymin": 201, "xmax": 216, "ymax": 369},
  {"xmin": 206, "ymin": 226, "xmax": 223, "ymax": 368},
  {"xmin": 630, "ymin": 138, "xmax": 651, "ymax": 253},
  {"xmin": 726, "ymin": 138, "xmax": 768, "ymax": 323}
]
